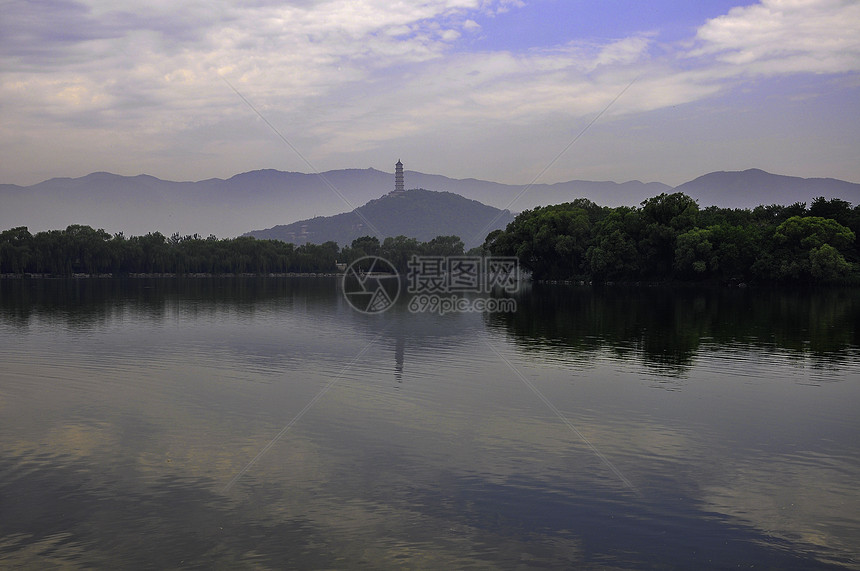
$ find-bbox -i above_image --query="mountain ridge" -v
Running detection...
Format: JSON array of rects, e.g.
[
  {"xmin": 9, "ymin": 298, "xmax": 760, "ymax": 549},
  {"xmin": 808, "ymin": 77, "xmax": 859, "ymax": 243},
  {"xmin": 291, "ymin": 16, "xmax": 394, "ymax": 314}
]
[
  {"xmin": 2, "ymin": 167, "xmax": 858, "ymax": 239},
  {"xmin": 675, "ymin": 168, "xmax": 860, "ymax": 208}
]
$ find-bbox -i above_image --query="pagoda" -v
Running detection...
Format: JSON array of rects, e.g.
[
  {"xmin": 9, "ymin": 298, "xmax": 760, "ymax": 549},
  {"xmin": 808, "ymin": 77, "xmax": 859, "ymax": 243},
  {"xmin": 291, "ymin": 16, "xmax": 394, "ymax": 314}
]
[{"xmin": 393, "ymin": 159, "xmax": 405, "ymax": 194}]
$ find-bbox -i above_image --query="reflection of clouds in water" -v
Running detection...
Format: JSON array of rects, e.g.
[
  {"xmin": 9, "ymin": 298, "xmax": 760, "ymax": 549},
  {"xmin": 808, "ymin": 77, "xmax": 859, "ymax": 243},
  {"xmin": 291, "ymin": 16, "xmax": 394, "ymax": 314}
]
[
  {"xmin": 4, "ymin": 420, "xmax": 852, "ymax": 568},
  {"xmin": 1, "ymin": 280, "xmax": 859, "ymax": 567},
  {"xmin": 0, "ymin": 451, "xmax": 341, "ymax": 568},
  {"xmin": 702, "ymin": 454, "xmax": 860, "ymax": 567},
  {"xmin": 0, "ymin": 380, "xmax": 853, "ymax": 568}
]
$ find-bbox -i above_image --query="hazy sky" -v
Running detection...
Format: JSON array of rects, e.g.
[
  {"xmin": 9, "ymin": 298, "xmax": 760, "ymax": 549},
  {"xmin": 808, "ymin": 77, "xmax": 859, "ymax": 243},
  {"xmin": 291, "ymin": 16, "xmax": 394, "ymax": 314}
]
[{"xmin": 2, "ymin": 0, "xmax": 859, "ymax": 187}]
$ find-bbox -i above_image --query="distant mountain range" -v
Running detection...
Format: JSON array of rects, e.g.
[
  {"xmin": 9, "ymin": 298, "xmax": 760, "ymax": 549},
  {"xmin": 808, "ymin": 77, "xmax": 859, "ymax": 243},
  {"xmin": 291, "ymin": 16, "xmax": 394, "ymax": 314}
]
[
  {"xmin": 243, "ymin": 188, "xmax": 514, "ymax": 249},
  {"xmin": 674, "ymin": 169, "xmax": 860, "ymax": 209},
  {"xmin": 1, "ymin": 168, "xmax": 858, "ymax": 242}
]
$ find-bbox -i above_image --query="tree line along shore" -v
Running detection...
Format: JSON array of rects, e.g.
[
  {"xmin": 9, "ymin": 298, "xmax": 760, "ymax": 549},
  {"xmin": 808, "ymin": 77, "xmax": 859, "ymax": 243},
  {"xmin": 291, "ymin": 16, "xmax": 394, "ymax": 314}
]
[
  {"xmin": 484, "ymin": 193, "xmax": 859, "ymax": 284},
  {"xmin": 1, "ymin": 193, "xmax": 858, "ymax": 284},
  {"xmin": 0, "ymin": 227, "xmax": 465, "ymax": 278}
]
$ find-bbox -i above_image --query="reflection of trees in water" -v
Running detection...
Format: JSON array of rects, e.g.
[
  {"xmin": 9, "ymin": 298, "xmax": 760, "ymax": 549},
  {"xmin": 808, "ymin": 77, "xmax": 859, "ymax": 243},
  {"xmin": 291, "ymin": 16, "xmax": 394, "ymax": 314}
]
[
  {"xmin": 4, "ymin": 279, "xmax": 858, "ymax": 375},
  {"xmin": 0, "ymin": 277, "xmax": 342, "ymax": 328},
  {"xmin": 488, "ymin": 285, "xmax": 860, "ymax": 373},
  {"xmin": 0, "ymin": 278, "xmax": 491, "ymax": 386}
]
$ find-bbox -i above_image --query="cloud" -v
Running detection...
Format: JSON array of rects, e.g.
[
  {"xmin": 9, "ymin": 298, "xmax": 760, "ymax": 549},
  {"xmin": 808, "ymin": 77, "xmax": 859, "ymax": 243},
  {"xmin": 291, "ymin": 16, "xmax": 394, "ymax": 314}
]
[
  {"xmin": 691, "ymin": 0, "xmax": 860, "ymax": 75},
  {"xmin": 0, "ymin": 0, "xmax": 858, "ymax": 185}
]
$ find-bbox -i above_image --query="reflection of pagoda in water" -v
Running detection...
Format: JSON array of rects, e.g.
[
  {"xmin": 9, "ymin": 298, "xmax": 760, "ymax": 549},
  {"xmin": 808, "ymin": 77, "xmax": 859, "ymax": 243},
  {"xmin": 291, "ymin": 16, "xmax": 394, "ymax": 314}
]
[
  {"xmin": 394, "ymin": 334, "xmax": 404, "ymax": 382},
  {"xmin": 391, "ymin": 159, "xmax": 405, "ymax": 195}
]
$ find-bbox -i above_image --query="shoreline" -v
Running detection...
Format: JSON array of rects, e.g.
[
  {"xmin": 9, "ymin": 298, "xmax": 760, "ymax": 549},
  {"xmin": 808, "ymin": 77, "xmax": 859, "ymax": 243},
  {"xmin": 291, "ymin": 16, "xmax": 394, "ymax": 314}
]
[
  {"xmin": 0, "ymin": 272, "xmax": 344, "ymax": 279},
  {"xmin": 2, "ymin": 273, "xmax": 856, "ymax": 287}
]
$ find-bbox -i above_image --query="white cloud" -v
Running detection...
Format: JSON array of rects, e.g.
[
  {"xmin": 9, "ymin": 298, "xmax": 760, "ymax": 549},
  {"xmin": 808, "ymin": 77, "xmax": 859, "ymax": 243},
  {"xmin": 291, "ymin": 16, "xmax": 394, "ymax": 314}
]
[
  {"xmin": 0, "ymin": 0, "xmax": 500, "ymax": 127},
  {"xmin": 691, "ymin": 0, "xmax": 860, "ymax": 75},
  {"xmin": 1, "ymin": 0, "xmax": 858, "ymax": 186},
  {"xmin": 591, "ymin": 36, "xmax": 654, "ymax": 69}
]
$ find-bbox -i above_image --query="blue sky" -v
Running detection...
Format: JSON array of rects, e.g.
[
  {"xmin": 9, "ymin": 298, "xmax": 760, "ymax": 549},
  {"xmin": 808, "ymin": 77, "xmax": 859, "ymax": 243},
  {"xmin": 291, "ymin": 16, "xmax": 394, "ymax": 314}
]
[
  {"xmin": 458, "ymin": 1, "xmax": 758, "ymax": 49},
  {"xmin": 1, "ymin": 0, "xmax": 858, "ymax": 187}
]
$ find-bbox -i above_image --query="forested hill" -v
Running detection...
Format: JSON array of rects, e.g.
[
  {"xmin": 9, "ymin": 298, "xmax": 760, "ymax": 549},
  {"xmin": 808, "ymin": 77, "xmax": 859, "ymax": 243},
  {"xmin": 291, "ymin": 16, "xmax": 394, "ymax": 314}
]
[{"xmin": 244, "ymin": 188, "xmax": 515, "ymax": 249}]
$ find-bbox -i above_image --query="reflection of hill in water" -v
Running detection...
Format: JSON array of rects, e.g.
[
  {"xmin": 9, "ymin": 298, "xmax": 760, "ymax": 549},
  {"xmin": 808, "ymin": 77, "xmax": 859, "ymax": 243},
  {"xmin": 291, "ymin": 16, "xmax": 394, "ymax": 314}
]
[{"xmin": 487, "ymin": 284, "xmax": 860, "ymax": 373}]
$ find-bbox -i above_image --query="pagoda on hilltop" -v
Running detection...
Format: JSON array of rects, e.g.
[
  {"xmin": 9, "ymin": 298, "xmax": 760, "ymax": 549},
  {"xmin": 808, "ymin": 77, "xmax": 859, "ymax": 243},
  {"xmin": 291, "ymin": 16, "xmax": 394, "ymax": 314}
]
[{"xmin": 391, "ymin": 159, "xmax": 405, "ymax": 195}]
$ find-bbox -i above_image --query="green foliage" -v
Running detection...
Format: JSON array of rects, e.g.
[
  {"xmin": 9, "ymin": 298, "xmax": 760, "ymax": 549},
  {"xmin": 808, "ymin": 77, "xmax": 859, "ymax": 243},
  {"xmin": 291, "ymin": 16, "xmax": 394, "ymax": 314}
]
[
  {"xmin": 421, "ymin": 235, "xmax": 465, "ymax": 257},
  {"xmin": 380, "ymin": 235, "xmax": 422, "ymax": 272},
  {"xmin": 764, "ymin": 216, "xmax": 856, "ymax": 281},
  {"xmin": 487, "ymin": 201, "xmax": 599, "ymax": 279},
  {"xmin": 641, "ymin": 192, "xmax": 699, "ymax": 229},
  {"xmin": 0, "ymin": 227, "xmax": 33, "ymax": 274},
  {"xmin": 485, "ymin": 193, "xmax": 859, "ymax": 284},
  {"xmin": 0, "ymin": 226, "xmax": 330, "ymax": 275},
  {"xmin": 350, "ymin": 236, "xmax": 381, "ymax": 257},
  {"xmin": 809, "ymin": 244, "xmax": 852, "ymax": 281},
  {"xmin": 774, "ymin": 216, "xmax": 854, "ymax": 250},
  {"xmin": 674, "ymin": 227, "xmax": 716, "ymax": 277},
  {"xmin": 586, "ymin": 208, "xmax": 642, "ymax": 280},
  {"xmin": 0, "ymin": 227, "xmax": 467, "ymax": 277},
  {"xmin": 808, "ymin": 197, "xmax": 853, "ymax": 226}
]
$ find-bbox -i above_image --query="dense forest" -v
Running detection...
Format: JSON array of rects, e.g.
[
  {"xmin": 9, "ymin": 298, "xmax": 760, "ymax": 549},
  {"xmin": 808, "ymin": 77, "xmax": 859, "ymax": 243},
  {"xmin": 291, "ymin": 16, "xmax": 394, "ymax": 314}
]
[
  {"xmin": 0, "ymin": 226, "xmax": 465, "ymax": 276},
  {"xmin": 484, "ymin": 193, "xmax": 859, "ymax": 283},
  {"xmin": 2, "ymin": 192, "xmax": 858, "ymax": 284}
]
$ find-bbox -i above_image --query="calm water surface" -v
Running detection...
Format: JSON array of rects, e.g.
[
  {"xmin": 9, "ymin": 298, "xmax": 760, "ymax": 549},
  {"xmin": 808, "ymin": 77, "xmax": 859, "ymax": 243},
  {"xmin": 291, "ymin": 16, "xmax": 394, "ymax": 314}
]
[{"xmin": 1, "ymin": 278, "xmax": 858, "ymax": 569}]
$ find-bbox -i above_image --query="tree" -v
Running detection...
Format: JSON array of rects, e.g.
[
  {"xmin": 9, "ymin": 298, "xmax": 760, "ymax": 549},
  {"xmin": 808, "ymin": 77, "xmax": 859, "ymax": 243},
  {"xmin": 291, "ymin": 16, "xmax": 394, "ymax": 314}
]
[
  {"xmin": 350, "ymin": 236, "xmax": 381, "ymax": 257},
  {"xmin": 771, "ymin": 216, "xmax": 855, "ymax": 281},
  {"xmin": 640, "ymin": 193, "xmax": 699, "ymax": 278},
  {"xmin": 585, "ymin": 208, "xmax": 641, "ymax": 280},
  {"xmin": 482, "ymin": 229, "xmax": 504, "ymax": 255},
  {"xmin": 674, "ymin": 227, "xmax": 716, "ymax": 278},
  {"xmin": 774, "ymin": 216, "xmax": 854, "ymax": 251},
  {"xmin": 421, "ymin": 235, "xmax": 464, "ymax": 257},
  {"xmin": 641, "ymin": 193, "xmax": 698, "ymax": 230},
  {"xmin": 809, "ymin": 244, "xmax": 852, "ymax": 281},
  {"xmin": 0, "ymin": 227, "xmax": 33, "ymax": 274},
  {"xmin": 380, "ymin": 236, "xmax": 421, "ymax": 271},
  {"xmin": 808, "ymin": 197, "xmax": 852, "ymax": 225},
  {"xmin": 486, "ymin": 202, "xmax": 597, "ymax": 279}
]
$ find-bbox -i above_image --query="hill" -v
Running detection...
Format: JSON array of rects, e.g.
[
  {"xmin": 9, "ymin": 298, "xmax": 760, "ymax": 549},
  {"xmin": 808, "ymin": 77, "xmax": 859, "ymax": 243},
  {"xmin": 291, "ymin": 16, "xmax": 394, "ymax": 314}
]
[
  {"xmin": 674, "ymin": 169, "xmax": 860, "ymax": 209},
  {"xmin": 244, "ymin": 188, "xmax": 514, "ymax": 249}
]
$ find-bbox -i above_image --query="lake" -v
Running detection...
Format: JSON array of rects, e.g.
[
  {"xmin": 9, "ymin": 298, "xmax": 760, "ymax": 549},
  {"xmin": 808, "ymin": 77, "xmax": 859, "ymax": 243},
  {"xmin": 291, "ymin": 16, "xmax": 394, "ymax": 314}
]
[{"xmin": 1, "ymin": 278, "xmax": 858, "ymax": 569}]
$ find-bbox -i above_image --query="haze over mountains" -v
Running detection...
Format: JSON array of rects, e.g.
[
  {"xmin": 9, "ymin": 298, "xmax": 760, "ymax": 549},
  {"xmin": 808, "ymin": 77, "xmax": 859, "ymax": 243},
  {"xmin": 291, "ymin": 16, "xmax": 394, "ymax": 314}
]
[{"xmin": 1, "ymin": 168, "xmax": 858, "ymax": 244}]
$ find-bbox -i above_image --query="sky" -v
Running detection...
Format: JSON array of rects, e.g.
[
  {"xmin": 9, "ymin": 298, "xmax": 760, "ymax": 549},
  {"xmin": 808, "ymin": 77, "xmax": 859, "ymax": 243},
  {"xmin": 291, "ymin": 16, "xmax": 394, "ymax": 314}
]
[{"xmin": 1, "ymin": 0, "xmax": 859, "ymax": 187}]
